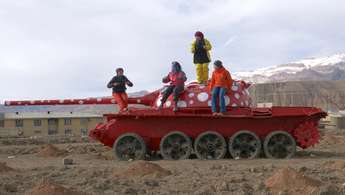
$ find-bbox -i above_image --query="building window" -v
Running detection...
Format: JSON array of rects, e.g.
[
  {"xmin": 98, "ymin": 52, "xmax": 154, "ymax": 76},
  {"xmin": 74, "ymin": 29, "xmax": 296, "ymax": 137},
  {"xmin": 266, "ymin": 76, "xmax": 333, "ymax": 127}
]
[
  {"xmin": 33, "ymin": 119, "xmax": 42, "ymax": 127},
  {"xmin": 64, "ymin": 119, "xmax": 72, "ymax": 126},
  {"xmin": 34, "ymin": 130, "xmax": 42, "ymax": 134},
  {"xmin": 80, "ymin": 118, "xmax": 88, "ymax": 125},
  {"xmin": 80, "ymin": 128, "xmax": 88, "ymax": 136},
  {"xmin": 48, "ymin": 128, "xmax": 58, "ymax": 135},
  {"xmin": 48, "ymin": 119, "xmax": 57, "ymax": 126},
  {"xmin": 15, "ymin": 119, "xmax": 23, "ymax": 128},
  {"xmin": 0, "ymin": 120, "xmax": 4, "ymax": 128},
  {"xmin": 65, "ymin": 129, "xmax": 72, "ymax": 135}
]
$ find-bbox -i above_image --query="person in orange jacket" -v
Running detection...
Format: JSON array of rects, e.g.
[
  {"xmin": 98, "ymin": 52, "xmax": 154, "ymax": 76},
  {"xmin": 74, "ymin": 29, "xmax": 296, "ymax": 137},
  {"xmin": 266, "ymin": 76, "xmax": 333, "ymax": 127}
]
[
  {"xmin": 107, "ymin": 68, "xmax": 133, "ymax": 112},
  {"xmin": 209, "ymin": 60, "xmax": 233, "ymax": 116}
]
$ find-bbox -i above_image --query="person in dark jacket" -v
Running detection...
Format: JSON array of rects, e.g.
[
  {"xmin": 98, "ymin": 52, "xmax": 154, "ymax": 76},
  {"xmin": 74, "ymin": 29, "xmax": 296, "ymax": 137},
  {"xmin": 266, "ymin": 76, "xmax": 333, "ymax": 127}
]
[
  {"xmin": 107, "ymin": 68, "xmax": 133, "ymax": 112},
  {"xmin": 159, "ymin": 61, "xmax": 187, "ymax": 112},
  {"xmin": 190, "ymin": 31, "xmax": 212, "ymax": 84}
]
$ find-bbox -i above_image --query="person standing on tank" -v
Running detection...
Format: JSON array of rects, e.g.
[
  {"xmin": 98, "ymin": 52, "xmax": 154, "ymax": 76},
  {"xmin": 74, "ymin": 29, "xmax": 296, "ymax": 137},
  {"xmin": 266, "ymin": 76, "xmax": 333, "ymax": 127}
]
[
  {"xmin": 107, "ymin": 68, "xmax": 133, "ymax": 112},
  {"xmin": 159, "ymin": 61, "xmax": 187, "ymax": 112},
  {"xmin": 190, "ymin": 31, "xmax": 212, "ymax": 85},
  {"xmin": 209, "ymin": 60, "xmax": 233, "ymax": 116}
]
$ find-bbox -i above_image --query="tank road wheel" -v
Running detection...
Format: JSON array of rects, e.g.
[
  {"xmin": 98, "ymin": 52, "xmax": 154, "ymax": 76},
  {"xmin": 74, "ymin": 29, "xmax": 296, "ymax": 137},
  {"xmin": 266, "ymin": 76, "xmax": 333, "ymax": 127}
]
[
  {"xmin": 160, "ymin": 131, "xmax": 192, "ymax": 160},
  {"xmin": 229, "ymin": 131, "xmax": 261, "ymax": 159},
  {"xmin": 263, "ymin": 131, "xmax": 296, "ymax": 159},
  {"xmin": 113, "ymin": 133, "xmax": 147, "ymax": 161},
  {"xmin": 194, "ymin": 131, "xmax": 227, "ymax": 160}
]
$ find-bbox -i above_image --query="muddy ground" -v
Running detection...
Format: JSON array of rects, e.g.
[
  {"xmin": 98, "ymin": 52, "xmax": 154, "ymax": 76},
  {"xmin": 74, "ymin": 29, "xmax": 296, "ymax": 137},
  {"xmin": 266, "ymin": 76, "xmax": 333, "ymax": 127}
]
[{"xmin": 1, "ymin": 128, "xmax": 345, "ymax": 195}]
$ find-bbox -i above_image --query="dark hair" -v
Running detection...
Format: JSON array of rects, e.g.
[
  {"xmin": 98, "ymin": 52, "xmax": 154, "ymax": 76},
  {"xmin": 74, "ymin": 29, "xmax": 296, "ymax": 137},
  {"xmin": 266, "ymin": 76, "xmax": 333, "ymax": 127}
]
[
  {"xmin": 116, "ymin": 68, "xmax": 124, "ymax": 73},
  {"xmin": 213, "ymin": 60, "xmax": 223, "ymax": 68}
]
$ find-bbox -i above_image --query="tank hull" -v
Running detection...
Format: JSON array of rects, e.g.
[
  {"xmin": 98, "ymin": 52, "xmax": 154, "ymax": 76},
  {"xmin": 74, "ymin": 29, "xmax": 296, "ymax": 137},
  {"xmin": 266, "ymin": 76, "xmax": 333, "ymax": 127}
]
[{"xmin": 90, "ymin": 106, "xmax": 327, "ymax": 151}]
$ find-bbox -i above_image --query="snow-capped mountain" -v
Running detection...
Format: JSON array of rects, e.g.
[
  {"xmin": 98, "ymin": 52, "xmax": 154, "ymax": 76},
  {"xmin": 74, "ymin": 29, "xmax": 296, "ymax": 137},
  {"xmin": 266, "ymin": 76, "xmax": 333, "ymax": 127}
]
[{"xmin": 234, "ymin": 53, "xmax": 345, "ymax": 83}]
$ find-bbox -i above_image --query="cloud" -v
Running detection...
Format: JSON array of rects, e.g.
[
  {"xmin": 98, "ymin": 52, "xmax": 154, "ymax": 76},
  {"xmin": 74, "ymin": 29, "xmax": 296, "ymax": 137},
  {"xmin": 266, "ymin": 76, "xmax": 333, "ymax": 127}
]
[{"xmin": 0, "ymin": 0, "xmax": 345, "ymax": 102}]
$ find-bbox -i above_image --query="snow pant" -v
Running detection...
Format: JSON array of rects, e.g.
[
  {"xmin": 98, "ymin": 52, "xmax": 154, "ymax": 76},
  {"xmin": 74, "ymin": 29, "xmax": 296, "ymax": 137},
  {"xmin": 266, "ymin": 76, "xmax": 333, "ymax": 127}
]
[
  {"xmin": 195, "ymin": 63, "xmax": 209, "ymax": 83},
  {"xmin": 211, "ymin": 87, "xmax": 227, "ymax": 113},
  {"xmin": 160, "ymin": 85, "xmax": 184, "ymax": 106},
  {"xmin": 112, "ymin": 92, "xmax": 128, "ymax": 112}
]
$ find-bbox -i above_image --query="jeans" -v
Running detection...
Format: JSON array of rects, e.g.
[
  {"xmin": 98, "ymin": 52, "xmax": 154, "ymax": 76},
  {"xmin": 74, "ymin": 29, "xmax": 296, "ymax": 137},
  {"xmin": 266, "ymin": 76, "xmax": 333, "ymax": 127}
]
[{"xmin": 211, "ymin": 87, "xmax": 227, "ymax": 113}]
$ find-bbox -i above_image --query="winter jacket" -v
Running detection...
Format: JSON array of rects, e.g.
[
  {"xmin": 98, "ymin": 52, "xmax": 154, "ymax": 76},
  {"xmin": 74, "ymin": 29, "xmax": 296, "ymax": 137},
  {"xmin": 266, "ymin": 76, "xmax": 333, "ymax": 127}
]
[
  {"xmin": 107, "ymin": 75, "xmax": 133, "ymax": 93},
  {"xmin": 163, "ymin": 71, "xmax": 187, "ymax": 86},
  {"xmin": 209, "ymin": 67, "xmax": 233, "ymax": 91},
  {"xmin": 190, "ymin": 38, "xmax": 212, "ymax": 64}
]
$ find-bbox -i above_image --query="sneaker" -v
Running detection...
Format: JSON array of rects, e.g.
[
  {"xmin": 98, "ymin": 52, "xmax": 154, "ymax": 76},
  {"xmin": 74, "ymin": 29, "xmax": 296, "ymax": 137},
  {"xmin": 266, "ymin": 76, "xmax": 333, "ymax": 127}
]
[
  {"xmin": 212, "ymin": 112, "xmax": 219, "ymax": 116},
  {"xmin": 218, "ymin": 112, "xmax": 224, "ymax": 116}
]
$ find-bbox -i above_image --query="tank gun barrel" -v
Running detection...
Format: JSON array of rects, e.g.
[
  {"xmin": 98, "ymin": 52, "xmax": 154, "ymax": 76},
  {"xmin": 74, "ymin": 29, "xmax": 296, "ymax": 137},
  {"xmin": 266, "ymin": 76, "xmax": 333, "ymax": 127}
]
[{"xmin": 4, "ymin": 91, "xmax": 159, "ymax": 107}]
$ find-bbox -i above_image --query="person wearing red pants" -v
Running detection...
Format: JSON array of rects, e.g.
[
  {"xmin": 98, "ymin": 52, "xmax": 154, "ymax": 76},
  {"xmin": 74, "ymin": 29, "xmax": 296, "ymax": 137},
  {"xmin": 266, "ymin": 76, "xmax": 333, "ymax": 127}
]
[{"xmin": 107, "ymin": 68, "xmax": 133, "ymax": 112}]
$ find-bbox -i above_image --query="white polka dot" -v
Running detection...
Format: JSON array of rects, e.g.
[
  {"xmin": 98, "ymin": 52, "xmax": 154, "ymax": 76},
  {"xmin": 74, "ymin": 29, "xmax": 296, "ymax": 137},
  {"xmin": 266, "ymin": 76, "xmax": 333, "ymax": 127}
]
[
  {"xmin": 165, "ymin": 101, "xmax": 171, "ymax": 107},
  {"xmin": 188, "ymin": 93, "xmax": 195, "ymax": 98},
  {"xmin": 232, "ymin": 85, "xmax": 239, "ymax": 91},
  {"xmin": 207, "ymin": 100, "xmax": 212, "ymax": 106},
  {"xmin": 234, "ymin": 93, "xmax": 240, "ymax": 99},
  {"xmin": 189, "ymin": 100, "xmax": 194, "ymax": 105},
  {"xmin": 70, "ymin": 99, "xmax": 74, "ymax": 102},
  {"xmin": 245, "ymin": 100, "xmax": 249, "ymax": 106},
  {"xmin": 177, "ymin": 101, "xmax": 187, "ymax": 107},
  {"xmin": 197, "ymin": 92, "xmax": 209, "ymax": 102},
  {"xmin": 30, "ymin": 101, "xmax": 35, "ymax": 104},
  {"xmin": 111, "ymin": 99, "xmax": 116, "ymax": 104},
  {"xmin": 225, "ymin": 96, "xmax": 230, "ymax": 106},
  {"xmin": 232, "ymin": 103, "xmax": 237, "ymax": 107},
  {"xmin": 137, "ymin": 99, "xmax": 141, "ymax": 103},
  {"xmin": 240, "ymin": 102, "xmax": 244, "ymax": 106},
  {"xmin": 79, "ymin": 100, "xmax": 84, "ymax": 104},
  {"xmin": 47, "ymin": 100, "xmax": 51, "ymax": 103},
  {"xmin": 18, "ymin": 102, "xmax": 22, "ymax": 105},
  {"xmin": 97, "ymin": 98, "xmax": 102, "ymax": 102},
  {"xmin": 156, "ymin": 100, "xmax": 161, "ymax": 107}
]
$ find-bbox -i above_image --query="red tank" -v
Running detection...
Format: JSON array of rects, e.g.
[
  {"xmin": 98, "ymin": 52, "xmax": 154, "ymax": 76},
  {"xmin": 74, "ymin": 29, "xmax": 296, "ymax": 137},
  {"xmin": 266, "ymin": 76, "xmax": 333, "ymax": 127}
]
[{"xmin": 5, "ymin": 81, "xmax": 327, "ymax": 160}]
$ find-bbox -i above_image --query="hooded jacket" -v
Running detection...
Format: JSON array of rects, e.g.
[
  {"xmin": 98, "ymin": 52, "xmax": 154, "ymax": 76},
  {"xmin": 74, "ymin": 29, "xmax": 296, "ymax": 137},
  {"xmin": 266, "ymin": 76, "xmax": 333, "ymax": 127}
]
[
  {"xmin": 209, "ymin": 67, "xmax": 233, "ymax": 91},
  {"xmin": 163, "ymin": 62, "xmax": 187, "ymax": 86}
]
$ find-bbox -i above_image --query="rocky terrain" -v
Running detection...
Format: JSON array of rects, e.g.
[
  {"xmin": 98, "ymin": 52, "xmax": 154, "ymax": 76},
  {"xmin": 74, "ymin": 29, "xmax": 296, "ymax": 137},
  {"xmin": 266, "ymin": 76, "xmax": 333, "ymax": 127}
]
[
  {"xmin": 250, "ymin": 80, "xmax": 345, "ymax": 111},
  {"xmin": 1, "ymin": 128, "xmax": 345, "ymax": 195}
]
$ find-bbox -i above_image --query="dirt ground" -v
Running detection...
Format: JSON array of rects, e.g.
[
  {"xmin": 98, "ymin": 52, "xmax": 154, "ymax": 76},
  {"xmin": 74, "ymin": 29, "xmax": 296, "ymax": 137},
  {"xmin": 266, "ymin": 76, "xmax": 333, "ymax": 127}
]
[{"xmin": 1, "ymin": 128, "xmax": 345, "ymax": 195}]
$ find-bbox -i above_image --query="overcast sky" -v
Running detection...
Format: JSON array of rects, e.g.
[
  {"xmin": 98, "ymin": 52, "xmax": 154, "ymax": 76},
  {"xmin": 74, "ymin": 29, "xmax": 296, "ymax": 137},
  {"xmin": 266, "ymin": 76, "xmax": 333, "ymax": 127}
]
[{"xmin": 1, "ymin": 0, "xmax": 345, "ymax": 102}]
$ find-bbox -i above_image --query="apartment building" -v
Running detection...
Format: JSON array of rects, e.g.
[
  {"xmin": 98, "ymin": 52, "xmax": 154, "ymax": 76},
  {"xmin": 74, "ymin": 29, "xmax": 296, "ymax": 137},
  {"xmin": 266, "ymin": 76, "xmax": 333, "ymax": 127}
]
[{"xmin": 0, "ymin": 112, "xmax": 103, "ymax": 137}]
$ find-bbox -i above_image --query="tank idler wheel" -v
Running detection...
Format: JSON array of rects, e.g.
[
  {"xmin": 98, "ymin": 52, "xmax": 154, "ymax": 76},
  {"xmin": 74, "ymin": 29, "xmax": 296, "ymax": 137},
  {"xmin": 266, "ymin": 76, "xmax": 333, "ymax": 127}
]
[
  {"xmin": 229, "ymin": 130, "xmax": 261, "ymax": 159},
  {"xmin": 263, "ymin": 131, "xmax": 296, "ymax": 159},
  {"xmin": 194, "ymin": 131, "xmax": 227, "ymax": 160},
  {"xmin": 113, "ymin": 133, "xmax": 147, "ymax": 161},
  {"xmin": 160, "ymin": 131, "xmax": 192, "ymax": 160}
]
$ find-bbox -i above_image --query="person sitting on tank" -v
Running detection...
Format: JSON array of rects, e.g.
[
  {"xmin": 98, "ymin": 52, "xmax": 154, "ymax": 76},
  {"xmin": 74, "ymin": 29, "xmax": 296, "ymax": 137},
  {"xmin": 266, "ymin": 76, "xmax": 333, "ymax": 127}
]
[
  {"xmin": 107, "ymin": 67, "xmax": 133, "ymax": 112},
  {"xmin": 190, "ymin": 31, "xmax": 212, "ymax": 85},
  {"xmin": 209, "ymin": 60, "xmax": 233, "ymax": 116},
  {"xmin": 159, "ymin": 61, "xmax": 187, "ymax": 112}
]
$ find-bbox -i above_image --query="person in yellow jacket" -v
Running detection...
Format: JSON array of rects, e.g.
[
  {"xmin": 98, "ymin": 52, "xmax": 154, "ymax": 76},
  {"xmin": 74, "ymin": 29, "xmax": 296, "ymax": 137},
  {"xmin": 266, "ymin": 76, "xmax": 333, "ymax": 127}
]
[{"xmin": 190, "ymin": 31, "xmax": 212, "ymax": 84}]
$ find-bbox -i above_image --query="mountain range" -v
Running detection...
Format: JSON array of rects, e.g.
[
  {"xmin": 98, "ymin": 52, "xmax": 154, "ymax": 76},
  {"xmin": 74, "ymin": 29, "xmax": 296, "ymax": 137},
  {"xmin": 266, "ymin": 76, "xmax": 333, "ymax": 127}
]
[{"xmin": 233, "ymin": 53, "xmax": 345, "ymax": 83}]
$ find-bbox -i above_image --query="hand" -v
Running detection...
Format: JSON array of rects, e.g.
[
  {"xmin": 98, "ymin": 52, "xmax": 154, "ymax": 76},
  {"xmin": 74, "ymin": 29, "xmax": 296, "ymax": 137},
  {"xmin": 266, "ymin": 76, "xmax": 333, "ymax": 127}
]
[{"xmin": 113, "ymin": 82, "xmax": 120, "ymax": 86}]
